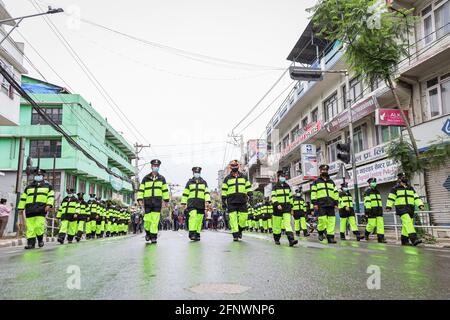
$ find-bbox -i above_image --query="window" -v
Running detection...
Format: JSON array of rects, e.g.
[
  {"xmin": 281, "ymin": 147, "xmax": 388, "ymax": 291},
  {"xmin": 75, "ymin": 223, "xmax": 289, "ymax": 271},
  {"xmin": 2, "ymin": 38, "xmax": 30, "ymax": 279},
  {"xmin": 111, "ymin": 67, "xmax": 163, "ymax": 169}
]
[
  {"xmin": 282, "ymin": 135, "xmax": 290, "ymax": 149},
  {"xmin": 78, "ymin": 179, "xmax": 86, "ymax": 194},
  {"xmin": 89, "ymin": 183, "xmax": 95, "ymax": 194},
  {"xmin": 31, "ymin": 108, "xmax": 63, "ymax": 125},
  {"xmin": 0, "ymin": 59, "xmax": 14, "ymax": 100},
  {"xmin": 96, "ymin": 185, "xmax": 103, "ymax": 198},
  {"xmin": 28, "ymin": 171, "xmax": 61, "ymax": 190},
  {"xmin": 326, "ymin": 137, "xmax": 342, "ymax": 162},
  {"xmin": 301, "ymin": 117, "xmax": 308, "ymax": 128},
  {"xmin": 378, "ymin": 126, "xmax": 401, "ymax": 144},
  {"xmin": 290, "ymin": 125, "xmax": 299, "ymax": 143},
  {"xmin": 29, "ymin": 140, "xmax": 62, "ymax": 158},
  {"xmin": 343, "ymin": 77, "xmax": 364, "ymax": 109},
  {"xmin": 311, "ymin": 108, "xmax": 319, "ymax": 122},
  {"xmin": 276, "ymin": 143, "xmax": 281, "ymax": 153},
  {"xmin": 352, "ymin": 124, "xmax": 367, "ymax": 154},
  {"xmin": 422, "ymin": 1, "xmax": 450, "ymax": 45},
  {"xmin": 323, "ymin": 92, "xmax": 338, "ymax": 122},
  {"xmin": 426, "ymin": 73, "xmax": 450, "ymax": 118},
  {"xmin": 66, "ymin": 174, "xmax": 77, "ymax": 190}
]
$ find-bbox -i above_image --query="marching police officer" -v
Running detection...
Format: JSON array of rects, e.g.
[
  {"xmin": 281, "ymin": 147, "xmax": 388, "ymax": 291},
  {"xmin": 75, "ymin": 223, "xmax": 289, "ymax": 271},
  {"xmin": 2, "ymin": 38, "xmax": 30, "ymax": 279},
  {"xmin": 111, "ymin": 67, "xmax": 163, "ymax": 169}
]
[
  {"xmin": 364, "ymin": 178, "xmax": 386, "ymax": 243},
  {"xmin": 86, "ymin": 193, "xmax": 98, "ymax": 239},
  {"xmin": 181, "ymin": 166, "xmax": 211, "ymax": 241},
  {"xmin": 271, "ymin": 170, "xmax": 298, "ymax": 247},
  {"xmin": 221, "ymin": 160, "xmax": 253, "ymax": 241},
  {"xmin": 137, "ymin": 159, "xmax": 170, "ymax": 243},
  {"xmin": 338, "ymin": 182, "xmax": 363, "ymax": 241},
  {"xmin": 247, "ymin": 204, "xmax": 255, "ymax": 231},
  {"xmin": 95, "ymin": 197, "xmax": 105, "ymax": 238},
  {"xmin": 76, "ymin": 192, "xmax": 88, "ymax": 242},
  {"xmin": 18, "ymin": 168, "xmax": 55, "ymax": 249},
  {"xmin": 386, "ymin": 173, "xmax": 424, "ymax": 246},
  {"xmin": 311, "ymin": 164, "xmax": 339, "ymax": 244},
  {"xmin": 292, "ymin": 187, "xmax": 309, "ymax": 237},
  {"xmin": 261, "ymin": 197, "xmax": 272, "ymax": 233},
  {"xmin": 57, "ymin": 188, "xmax": 79, "ymax": 244}
]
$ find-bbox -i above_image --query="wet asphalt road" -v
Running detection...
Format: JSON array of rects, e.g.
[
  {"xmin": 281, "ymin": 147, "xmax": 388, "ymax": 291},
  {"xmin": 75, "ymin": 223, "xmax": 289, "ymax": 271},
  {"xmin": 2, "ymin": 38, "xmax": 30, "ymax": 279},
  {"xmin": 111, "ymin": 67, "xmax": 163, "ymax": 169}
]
[{"xmin": 1, "ymin": 230, "xmax": 450, "ymax": 300}]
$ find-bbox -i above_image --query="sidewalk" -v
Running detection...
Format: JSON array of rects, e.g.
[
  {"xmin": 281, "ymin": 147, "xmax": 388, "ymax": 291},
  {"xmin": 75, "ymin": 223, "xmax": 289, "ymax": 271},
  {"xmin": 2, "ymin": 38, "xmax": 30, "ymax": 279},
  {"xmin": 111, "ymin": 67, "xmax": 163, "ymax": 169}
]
[{"xmin": 0, "ymin": 235, "xmax": 56, "ymax": 248}]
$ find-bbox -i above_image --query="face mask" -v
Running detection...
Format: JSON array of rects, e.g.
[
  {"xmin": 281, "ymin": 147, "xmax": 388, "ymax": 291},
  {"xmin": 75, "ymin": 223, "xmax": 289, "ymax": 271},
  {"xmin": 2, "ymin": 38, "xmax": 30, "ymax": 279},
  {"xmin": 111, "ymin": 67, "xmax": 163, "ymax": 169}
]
[
  {"xmin": 193, "ymin": 173, "xmax": 201, "ymax": 179},
  {"xmin": 295, "ymin": 193, "xmax": 301, "ymax": 197},
  {"xmin": 401, "ymin": 177, "xmax": 408, "ymax": 184},
  {"xmin": 90, "ymin": 197, "xmax": 95, "ymax": 201},
  {"xmin": 231, "ymin": 167, "xmax": 239, "ymax": 173},
  {"xmin": 321, "ymin": 172, "xmax": 329, "ymax": 178},
  {"xmin": 343, "ymin": 187, "xmax": 348, "ymax": 192},
  {"xmin": 34, "ymin": 175, "xmax": 43, "ymax": 182},
  {"xmin": 152, "ymin": 166, "xmax": 159, "ymax": 173},
  {"xmin": 279, "ymin": 177, "xmax": 286, "ymax": 183},
  {"xmin": 370, "ymin": 182, "xmax": 377, "ymax": 188}
]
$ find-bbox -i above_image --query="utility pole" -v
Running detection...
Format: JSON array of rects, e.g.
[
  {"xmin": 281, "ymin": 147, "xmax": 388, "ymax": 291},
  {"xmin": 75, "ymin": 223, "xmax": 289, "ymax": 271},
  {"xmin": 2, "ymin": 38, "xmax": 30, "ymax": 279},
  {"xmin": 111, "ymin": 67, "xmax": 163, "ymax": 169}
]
[
  {"xmin": 133, "ymin": 143, "xmax": 151, "ymax": 192},
  {"xmin": 13, "ymin": 137, "xmax": 25, "ymax": 232}
]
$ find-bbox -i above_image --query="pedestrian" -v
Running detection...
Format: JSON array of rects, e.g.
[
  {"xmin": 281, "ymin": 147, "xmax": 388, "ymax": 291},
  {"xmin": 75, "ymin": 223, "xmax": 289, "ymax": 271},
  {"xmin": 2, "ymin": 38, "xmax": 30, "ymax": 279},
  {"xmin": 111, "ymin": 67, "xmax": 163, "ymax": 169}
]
[
  {"xmin": 271, "ymin": 170, "xmax": 298, "ymax": 246},
  {"xmin": 136, "ymin": 159, "xmax": 170, "ymax": 244},
  {"xmin": 205, "ymin": 208, "xmax": 212, "ymax": 230},
  {"xmin": 221, "ymin": 160, "xmax": 253, "ymax": 241},
  {"xmin": 338, "ymin": 182, "xmax": 363, "ymax": 241},
  {"xmin": 363, "ymin": 178, "xmax": 386, "ymax": 243},
  {"xmin": 17, "ymin": 168, "xmax": 55, "ymax": 249},
  {"xmin": 311, "ymin": 164, "xmax": 339, "ymax": 244},
  {"xmin": 172, "ymin": 209, "xmax": 179, "ymax": 231},
  {"xmin": 0, "ymin": 198, "xmax": 12, "ymax": 238},
  {"xmin": 292, "ymin": 187, "xmax": 309, "ymax": 237},
  {"xmin": 56, "ymin": 188, "xmax": 79, "ymax": 244},
  {"xmin": 386, "ymin": 173, "xmax": 424, "ymax": 246}
]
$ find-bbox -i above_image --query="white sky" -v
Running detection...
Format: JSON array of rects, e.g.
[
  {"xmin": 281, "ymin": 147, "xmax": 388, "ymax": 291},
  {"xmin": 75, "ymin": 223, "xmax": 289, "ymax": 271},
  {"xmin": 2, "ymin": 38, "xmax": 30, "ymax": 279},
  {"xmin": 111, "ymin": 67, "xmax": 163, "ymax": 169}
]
[{"xmin": 5, "ymin": 0, "xmax": 317, "ymax": 194}]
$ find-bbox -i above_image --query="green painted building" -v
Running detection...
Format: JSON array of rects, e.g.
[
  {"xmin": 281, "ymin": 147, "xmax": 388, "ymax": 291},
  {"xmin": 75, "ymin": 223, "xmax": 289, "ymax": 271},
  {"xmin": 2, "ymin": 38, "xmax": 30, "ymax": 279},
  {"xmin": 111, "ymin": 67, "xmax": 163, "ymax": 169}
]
[{"xmin": 0, "ymin": 76, "xmax": 135, "ymax": 232}]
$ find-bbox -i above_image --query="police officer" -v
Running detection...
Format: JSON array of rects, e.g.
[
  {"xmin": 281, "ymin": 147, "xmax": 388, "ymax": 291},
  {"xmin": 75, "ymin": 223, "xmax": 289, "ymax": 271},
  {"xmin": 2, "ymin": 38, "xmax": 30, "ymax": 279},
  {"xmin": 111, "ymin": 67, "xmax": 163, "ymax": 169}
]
[
  {"xmin": 364, "ymin": 178, "xmax": 386, "ymax": 243},
  {"xmin": 311, "ymin": 164, "xmax": 339, "ymax": 243},
  {"xmin": 75, "ymin": 192, "xmax": 88, "ymax": 242},
  {"xmin": 137, "ymin": 159, "xmax": 170, "ymax": 243},
  {"xmin": 85, "ymin": 194, "xmax": 98, "ymax": 239},
  {"xmin": 338, "ymin": 182, "xmax": 363, "ymax": 241},
  {"xmin": 271, "ymin": 170, "xmax": 298, "ymax": 247},
  {"xmin": 247, "ymin": 204, "xmax": 254, "ymax": 231},
  {"xmin": 95, "ymin": 197, "xmax": 104, "ymax": 238},
  {"xmin": 221, "ymin": 160, "xmax": 253, "ymax": 241},
  {"xmin": 261, "ymin": 197, "xmax": 272, "ymax": 233},
  {"xmin": 181, "ymin": 166, "xmax": 211, "ymax": 241},
  {"xmin": 386, "ymin": 173, "xmax": 424, "ymax": 246},
  {"xmin": 18, "ymin": 169, "xmax": 55, "ymax": 249},
  {"xmin": 57, "ymin": 188, "xmax": 79, "ymax": 244},
  {"xmin": 292, "ymin": 187, "xmax": 309, "ymax": 237}
]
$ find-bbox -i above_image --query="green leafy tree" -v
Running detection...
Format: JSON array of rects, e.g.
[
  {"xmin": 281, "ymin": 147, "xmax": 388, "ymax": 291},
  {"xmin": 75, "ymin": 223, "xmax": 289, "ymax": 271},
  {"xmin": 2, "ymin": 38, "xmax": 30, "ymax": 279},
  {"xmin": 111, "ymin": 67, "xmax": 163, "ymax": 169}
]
[
  {"xmin": 309, "ymin": 0, "xmax": 419, "ymax": 157},
  {"xmin": 253, "ymin": 191, "xmax": 264, "ymax": 204}
]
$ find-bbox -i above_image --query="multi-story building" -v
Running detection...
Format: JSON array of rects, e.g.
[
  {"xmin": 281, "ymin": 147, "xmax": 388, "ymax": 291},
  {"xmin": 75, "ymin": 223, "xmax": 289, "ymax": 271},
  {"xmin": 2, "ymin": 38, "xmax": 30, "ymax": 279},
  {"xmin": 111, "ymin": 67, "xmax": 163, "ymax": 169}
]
[
  {"xmin": 265, "ymin": 0, "xmax": 449, "ymax": 212},
  {"xmin": 245, "ymin": 139, "xmax": 271, "ymax": 193},
  {"xmin": 0, "ymin": 1, "xmax": 28, "ymax": 126},
  {"xmin": 0, "ymin": 76, "xmax": 135, "ymax": 233}
]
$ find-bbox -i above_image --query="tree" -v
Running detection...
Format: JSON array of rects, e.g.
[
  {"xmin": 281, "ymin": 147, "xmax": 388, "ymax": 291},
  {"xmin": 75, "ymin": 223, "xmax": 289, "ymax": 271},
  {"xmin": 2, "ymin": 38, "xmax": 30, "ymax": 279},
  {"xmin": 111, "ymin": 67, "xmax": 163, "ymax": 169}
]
[
  {"xmin": 309, "ymin": 0, "xmax": 419, "ymax": 157},
  {"xmin": 253, "ymin": 191, "xmax": 264, "ymax": 204}
]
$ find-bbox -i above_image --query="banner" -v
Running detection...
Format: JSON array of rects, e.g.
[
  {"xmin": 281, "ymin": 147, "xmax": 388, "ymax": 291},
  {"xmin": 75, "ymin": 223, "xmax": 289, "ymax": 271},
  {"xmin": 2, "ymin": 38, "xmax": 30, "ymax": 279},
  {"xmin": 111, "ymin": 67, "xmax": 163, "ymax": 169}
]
[
  {"xmin": 301, "ymin": 144, "xmax": 318, "ymax": 180},
  {"xmin": 375, "ymin": 108, "xmax": 409, "ymax": 126},
  {"xmin": 280, "ymin": 121, "xmax": 322, "ymax": 158}
]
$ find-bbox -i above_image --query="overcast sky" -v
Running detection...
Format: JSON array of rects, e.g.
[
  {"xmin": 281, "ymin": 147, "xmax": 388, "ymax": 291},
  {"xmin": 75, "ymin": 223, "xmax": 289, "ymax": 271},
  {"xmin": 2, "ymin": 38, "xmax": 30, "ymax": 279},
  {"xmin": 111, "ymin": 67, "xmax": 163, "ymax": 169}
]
[{"xmin": 5, "ymin": 0, "xmax": 316, "ymax": 194}]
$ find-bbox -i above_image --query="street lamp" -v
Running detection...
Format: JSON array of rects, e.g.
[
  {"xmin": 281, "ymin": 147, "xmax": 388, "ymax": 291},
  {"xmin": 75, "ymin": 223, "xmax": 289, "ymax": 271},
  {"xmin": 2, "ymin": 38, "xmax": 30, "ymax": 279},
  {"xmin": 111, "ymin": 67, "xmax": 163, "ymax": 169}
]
[
  {"xmin": 0, "ymin": 6, "xmax": 64, "ymax": 46},
  {"xmin": 289, "ymin": 66, "xmax": 360, "ymax": 212}
]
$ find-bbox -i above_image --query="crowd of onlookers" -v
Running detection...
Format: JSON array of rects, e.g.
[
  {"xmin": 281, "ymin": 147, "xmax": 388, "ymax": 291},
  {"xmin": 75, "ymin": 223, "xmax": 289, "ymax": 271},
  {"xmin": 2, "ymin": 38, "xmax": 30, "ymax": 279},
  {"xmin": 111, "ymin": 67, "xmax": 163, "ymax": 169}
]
[{"xmin": 130, "ymin": 206, "xmax": 230, "ymax": 234}]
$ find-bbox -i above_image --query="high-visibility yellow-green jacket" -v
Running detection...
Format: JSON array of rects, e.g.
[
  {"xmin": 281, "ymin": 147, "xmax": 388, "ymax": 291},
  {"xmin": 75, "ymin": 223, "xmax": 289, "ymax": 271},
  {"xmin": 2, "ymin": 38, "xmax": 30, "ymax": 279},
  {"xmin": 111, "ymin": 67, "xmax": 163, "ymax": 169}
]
[
  {"xmin": 364, "ymin": 187, "xmax": 383, "ymax": 216},
  {"xmin": 181, "ymin": 177, "xmax": 211, "ymax": 210},
  {"xmin": 271, "ymin": 182, "xmax": 293, "ymax": 214},
  {"xmin": 311, "ymin": 177, "xmax": 338, "ymax": 207},
  {"xmin": 137, "ymin": 173, "xmax": 170, "ymax": 209},
  {"xmin": 221, "ymin": 173, "xmax": 252, "ymax": 206},
  {"xmin": 292, "ymin": 196, "xmax": 306, "ymax": 213},
  {"xmin": 386, "ymin": 184, "xmax": 423, "ymax": 215},
  {"xmin": 56, "ymin": 195, "xmax": 79, "ymax": 221},
  {"xmin": 18, "ymin": 181, "xmax": 54, "ymax": 218}
]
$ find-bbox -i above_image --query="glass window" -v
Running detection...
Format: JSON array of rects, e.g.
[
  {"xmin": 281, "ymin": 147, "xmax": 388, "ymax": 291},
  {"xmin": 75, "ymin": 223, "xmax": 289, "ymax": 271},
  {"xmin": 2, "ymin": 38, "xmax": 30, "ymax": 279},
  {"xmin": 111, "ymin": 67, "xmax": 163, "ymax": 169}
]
[
  {"xmin": 29, "ymin": 171, "xmax": 61, "ymax": 190},
  {"xmin": 283, "ymin": 136, "xmax": 290, "ymax": 149},
  {"xmin": 379, "ymin": 126, "xmax": 401, "ymax": 143},
  {"xmin": 353, "ymin": 124, "xmax": 367, "ymax": 153},
  {"xmin": 422, "ymin": 0, "xmax": 450, "ymax": 45},
  {"xmin": 441, "ymin": 76, "xmax": 450, "ymax": 115},
  {"xmin": 426, "ymin": 74, "xmax": 450, "ymax": 118},
  {"xmin": 435, "ymin": 0, "xmax": 450, "ymax": 39},
  {"xmin": 66, "ymin": 174, "xmax": 77, "ymax": 190},
  {"xmin": 31, "ymin": 108, "xmax": 63, "ymax": 125},
  {"xmin": 29, "ymin": 140, "xmax": 62, "ymax": 158},
  {"xmin": 89, "ymin": 183, "xmax": 95, "ymax": 194},
  {"xmin": 311, "ymin": 108, "xmax": 319, "ymax": 122},
  {"xmin": 326, "ymin": 137, "xmax": 342, "ymax": 162},
  {"xmin": 290, "ymin": 125, "xmax": 299, "ymax": 143},
  {"xmin": 79, "ymin": 179, "xmax": 86, "ymax": 194},
  {"xmin": 323, "ymin": 92, "xmax": 338, "ymax": 122},
  {"xmin": 96, "ymin": 185, "xmax": 103, "ymax": 198},
  {"xmin": 302, "ymin": 117, "xmax": 308, "ymax": 128}
]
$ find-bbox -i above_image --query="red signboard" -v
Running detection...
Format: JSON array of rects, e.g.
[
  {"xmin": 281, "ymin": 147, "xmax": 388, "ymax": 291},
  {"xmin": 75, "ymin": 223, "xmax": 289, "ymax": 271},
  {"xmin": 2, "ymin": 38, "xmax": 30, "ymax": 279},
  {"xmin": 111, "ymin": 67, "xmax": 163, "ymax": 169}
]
[
  {"xmin": 375, "ymin": 108, "xmax": 409, "ymax": 126},
  {"xmin": 280, "ymin": 121, "xmax": 322, "ymax": 158}
]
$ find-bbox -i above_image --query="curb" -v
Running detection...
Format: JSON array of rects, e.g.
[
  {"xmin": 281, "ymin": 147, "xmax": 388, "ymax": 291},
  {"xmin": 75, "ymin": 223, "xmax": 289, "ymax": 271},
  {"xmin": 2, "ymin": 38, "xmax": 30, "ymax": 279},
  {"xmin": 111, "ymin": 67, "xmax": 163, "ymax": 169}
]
[{"xmin": 0, "ymin": 237, "xmax": 56, "ymax": 248}]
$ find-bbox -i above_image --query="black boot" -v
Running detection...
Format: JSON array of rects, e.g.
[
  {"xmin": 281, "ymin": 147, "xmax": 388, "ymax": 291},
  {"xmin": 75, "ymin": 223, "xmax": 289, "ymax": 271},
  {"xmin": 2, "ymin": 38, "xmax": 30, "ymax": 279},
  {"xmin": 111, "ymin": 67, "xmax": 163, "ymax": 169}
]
[
  {"xmin": 273, "ymin": 233, "xmax": 281, "ymax": 245},
  {"xmin": 295, "ymin": 230, "xmax": 301, "ymax": 236},
  {"xmin": 354, "ymin": 231, "xmax": 363, "ymax": 241},
  {"xmin": 409, "ymin": 233, "xmax": 422, "ymax": 246},
  {"xmin": 232, "ymin": 232, "xmax": 239, "ymax": 241},
  {"xmin": 377, "ymin": 234, "xmax": 387, "ymax": 243},
  {"xmin": 57, "ymin": 233, "xmax": 65, "ymax": 244},
  {"xmin": 318, "ymin": 230, "xmax": 325, "ymax": 242},
  {"xmin": 340, "ymin": 232, "xmax": 346, "ymax": 240},
  {"xmin": 287, "ymin": 232, "xmax": 298, "ymax": 247},
  {"xmin": 269, "ymin": 228, "xmax": 273, "ymax": 233},
  {"xmin": 327, "ymin": 235, "xmax": 337, "ymax": 244},
  {"xmin": 401, "ymin": 235, "xmax": 410, "ymax": 246},
  {"xmin": 188, "ymin": 231, "xmax": 196, "ymax": 241},
  {"xmin": 37, "ymin": 235, "xmax": 44, "ymax": 248},
  {"xmin": 145, "ymin": 231, "xmax": 151, "ymax": 242},
  {"xmin": 24, "ymin": 238, "xmax": 36, "ymax": 249},
  {"xmin": 238, "ymin": 228, "xmax": 243, "ymax": 239},
  {"xmin": 195, "ymin": 232, "xmax": 201, "ymax": 241},
  {"xmin": 67, "ymin": 235, "xmax": 74, "ymax": 243},
  {"xmin": 150, "ymin": 233, "xmax": 158, "ymax": 244},
  {"xmin": 364, "ymin": 230, "xmax": 370, "ymax": 241},
  {"xmin": 303, "ymin": 229, "xmax": 310, "ymax": 237}
]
